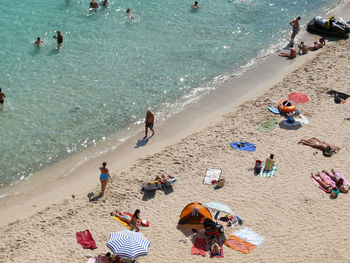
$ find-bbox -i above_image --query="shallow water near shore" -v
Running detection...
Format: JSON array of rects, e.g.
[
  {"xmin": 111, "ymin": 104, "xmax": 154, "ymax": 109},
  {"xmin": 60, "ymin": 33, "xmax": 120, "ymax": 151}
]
[{"xmin": 0, "ymin": 0, "xmax": 340, "ymax": 190}]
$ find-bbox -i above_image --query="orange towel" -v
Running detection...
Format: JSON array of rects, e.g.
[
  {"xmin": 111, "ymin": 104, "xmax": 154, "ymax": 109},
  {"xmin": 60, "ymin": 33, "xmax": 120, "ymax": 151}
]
[
  {"xmin": 224, "ymin": 235, "xmax": 256, "ymax": 254},
  {"xmin": 191, "ymin": 238, "xmax": 207, "ymax": 256}
]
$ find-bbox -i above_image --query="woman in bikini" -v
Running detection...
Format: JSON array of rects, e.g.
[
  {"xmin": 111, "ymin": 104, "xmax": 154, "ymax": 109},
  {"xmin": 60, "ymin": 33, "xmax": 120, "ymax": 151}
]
[
  {"xmin": 111, "ymin": 209, "xmax": 141, "ymax": 232},
  {"xmin": 99, "ymin": 162, "xmax": 112, "ymax": 196},
  {"xmin": 323, "ymin": 170, "xmax": 349, "ymax": 193},
  {"xmin": 311, "ymin": 172, "xmax": 339, "ymax": 197}
]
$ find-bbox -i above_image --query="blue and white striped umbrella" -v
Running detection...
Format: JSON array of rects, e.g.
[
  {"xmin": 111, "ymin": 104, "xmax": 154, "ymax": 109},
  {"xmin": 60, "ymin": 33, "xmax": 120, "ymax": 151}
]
[
  {"xmin": 203, "ymin": 202, "xmax": 234, "ymax": 215},
  {"xmin": 107, "ymin": 230, "xmax": 151, "ymax": 259}
]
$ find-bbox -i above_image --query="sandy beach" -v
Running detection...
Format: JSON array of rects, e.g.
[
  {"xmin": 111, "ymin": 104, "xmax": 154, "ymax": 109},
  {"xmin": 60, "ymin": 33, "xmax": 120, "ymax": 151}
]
[{"xmin": 1, "ymin": 3, "xmax": 350, "ymax": 263}]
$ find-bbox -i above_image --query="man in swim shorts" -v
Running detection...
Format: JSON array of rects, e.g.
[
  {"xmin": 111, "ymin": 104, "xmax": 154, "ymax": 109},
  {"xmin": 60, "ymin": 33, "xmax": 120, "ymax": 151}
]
[
  {"xmin": 143, "ymin": 108, "xmax": 154, "ymax": 139},
  {"xmin": 54, "ymin": 31, "xmax": 63, "ymax": 46},
  {"xmin": 290, "ymin": 16, "xmax": 301, "ymax": 43},
  {"xmin": 0, "ymin": 88, "xmax": 6, "ymax": 105}
]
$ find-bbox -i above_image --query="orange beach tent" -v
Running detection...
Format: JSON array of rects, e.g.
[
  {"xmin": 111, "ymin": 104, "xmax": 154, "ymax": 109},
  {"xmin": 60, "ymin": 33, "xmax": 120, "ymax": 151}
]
[{"xmin": 178, "ymin": 202, "xmax": 213, "ymax": 224}]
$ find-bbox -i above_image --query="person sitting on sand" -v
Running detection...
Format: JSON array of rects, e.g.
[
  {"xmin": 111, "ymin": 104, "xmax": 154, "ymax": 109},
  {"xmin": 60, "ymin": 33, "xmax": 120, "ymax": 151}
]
[
  {"xmin": 95, "ymin": 252, "xmax": 115, "ymax": 263},
  {"xmin": 318, "ymin": 37, "xmax": 326, "ymax": 46},
  {"xmin": 264, "ymin": 154, "xmax": 275, "ymax": 171},
  {"xmin": 278, "ymin": 44, "xmax": 296, "ymax": 59},
  {"xmin": 298, "ymin": 41, "xmax": 308, "ymax": 55},
  {"xmin": 34, "ymin": 37, "xmax": 44, "ymax": 46},
  {"xmin": 126, "ymin": 8, "xmax": 134, "ymax": 19},
  {"xmin": 323, "ymin": 170, "xmax": 349, "ymax": 193},
  {"xmin": 111, "ymin": 209, "xmax": 141, "ymax": 232},
  {"xmin": 90, "ymin": 0, "xmax": 99, "ymax": 9},
  {"xmin": 311, "ymin": 173, "xmax": 339, "ymax": 197},
  {"xmin": 154, "ymin": 174, "xmax": 175, "ymax": 184},
  {"xmin": 307, "ymin": 41, "xmax": 319, "ymax": 51},
  {"xmin": 298, "ymin": 137, "xmax": 340, "ymax": 154},
  {"xmin": 192, "ymin": 1, "xmax": 199, "ymax": 9}
]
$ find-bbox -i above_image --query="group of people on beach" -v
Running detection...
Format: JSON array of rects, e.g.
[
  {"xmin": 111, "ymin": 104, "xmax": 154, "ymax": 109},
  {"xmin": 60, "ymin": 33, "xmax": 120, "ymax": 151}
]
[
  {"xmin": 33, "ymin": 30, "xmax": 63, "ymax": 48},
  {"xmin": 311, "ymin": 170, "xmax": 349, "ymax": 198},
  {"xmin": 278, "ymin": 16, "xmax": 326, "ymax": 59}
]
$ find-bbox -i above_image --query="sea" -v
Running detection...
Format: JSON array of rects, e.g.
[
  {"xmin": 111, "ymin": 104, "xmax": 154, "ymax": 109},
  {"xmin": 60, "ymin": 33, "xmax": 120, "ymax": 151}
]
[{"xmin": 0, "ymin": 0, "xmax": 341, "ymax": 193}]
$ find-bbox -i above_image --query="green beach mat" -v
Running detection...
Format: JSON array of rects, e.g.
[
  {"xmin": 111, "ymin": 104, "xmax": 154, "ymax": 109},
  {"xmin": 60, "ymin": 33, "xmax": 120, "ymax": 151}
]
[
  {"xmin": 257, "ymin": 118, "xmax": 278, "ymax": 133},
  {"xmin": 258, "ymin": 163, "xmax": 278, "ymax": 178}
]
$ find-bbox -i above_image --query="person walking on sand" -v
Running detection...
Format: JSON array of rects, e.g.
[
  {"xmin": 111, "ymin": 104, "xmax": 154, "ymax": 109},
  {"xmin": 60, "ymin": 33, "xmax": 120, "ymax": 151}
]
[
  {"xmin": 290, "ymin": 16, "xmax": 301, "ymax": 43},
  {"xmin": 143, "ymin": 108, "xmax": 154, "ymax": 139},
  {"xmin": 0, "ymin": 89, "xmax": 6, "ymax": 105},
  {"xmin": 99, "ymin": 162, "xmax": 112, "ymax": 196}
]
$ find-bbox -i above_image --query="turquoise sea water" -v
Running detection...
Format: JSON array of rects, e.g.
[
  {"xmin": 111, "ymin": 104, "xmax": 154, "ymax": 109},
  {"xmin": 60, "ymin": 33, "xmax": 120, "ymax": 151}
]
[{"xmin": 0, "ymin": 0, "xmax": 340, "ymax": 189}]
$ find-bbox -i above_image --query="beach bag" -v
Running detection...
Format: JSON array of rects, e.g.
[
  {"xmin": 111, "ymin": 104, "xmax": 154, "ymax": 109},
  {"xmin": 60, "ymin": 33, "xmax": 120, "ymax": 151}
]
[
  {"xmin": 216, "ymin": 178, "xmax": 225, "ymax": 188},
  {"xmin": 254, "ymin": 160, "xmax": 262, "ymax": 174}
]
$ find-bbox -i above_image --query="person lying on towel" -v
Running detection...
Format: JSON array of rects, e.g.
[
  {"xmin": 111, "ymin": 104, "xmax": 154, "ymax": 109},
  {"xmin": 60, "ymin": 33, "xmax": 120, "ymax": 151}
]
[
  {"xmin": 110, "ymin": 209, "xmax": 141, "ymax": 232},
  {"xmin": 154, "ymin": 174, "xmax": 175, "ymax": 184},
  {"xmin": 323, "ymin": 170, "xmax": 349, "ymax": 193},
  {"xmin": 311, "ymin": 172, "xmax": 339, "ymax": 198}
]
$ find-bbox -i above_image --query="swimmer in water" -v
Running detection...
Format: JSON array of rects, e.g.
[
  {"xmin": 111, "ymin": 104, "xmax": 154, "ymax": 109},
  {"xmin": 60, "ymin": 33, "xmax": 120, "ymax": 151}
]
[
  {"xmin": 33, "ymin": 37, "xmax": 44, "ymax": 46},
  {"xmin": 126, "ymin": 8, "xmax": 134, "ymax": 19},
  {"xmin": 90, "ymin": 0, "xmax": 99, "ymax": 9},
  {"xmin": 100, "ymin": 0, "xmax": 108, "ymax": 7},
  {"xmin": 53, "ymin": 30, "xmax": 63, "ymax": 47},
  {"xmin": 192, "ymin": 1, "xmax": 199, "ymax": 9},
  {"xmin": 0, "ymin": 88, "xmax": 6, "ymax": 105}
]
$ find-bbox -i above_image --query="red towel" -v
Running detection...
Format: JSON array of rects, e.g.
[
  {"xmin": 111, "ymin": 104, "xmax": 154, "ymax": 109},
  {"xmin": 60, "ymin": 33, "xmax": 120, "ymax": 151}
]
[
  {"xmin": 191, "ymin": 238, "xmax": 207, "ymax": 256},
  {"xmin": 76, "ymin": 230, "xmax": 98, "ymax": 250}
]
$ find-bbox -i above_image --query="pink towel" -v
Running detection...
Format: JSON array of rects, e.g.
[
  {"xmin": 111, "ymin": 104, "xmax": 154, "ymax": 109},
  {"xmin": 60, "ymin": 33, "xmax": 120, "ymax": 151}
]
[
  {"xmin": 76, "ymin": 230, "xmax": 98, "ymax": 250},
  {"xmin": 191, "ymin": 238, "xmax": 207, "ymax": 256},
  {"xmin": 311, "ymin": 171, "xmax": 350, "ymax": 193}
]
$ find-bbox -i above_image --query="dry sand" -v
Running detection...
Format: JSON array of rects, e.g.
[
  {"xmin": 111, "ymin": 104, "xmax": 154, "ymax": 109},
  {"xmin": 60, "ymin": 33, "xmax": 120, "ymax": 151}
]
[{"xmin": 1, "ymin": 13, "xmax": 350, "ymax": 263}]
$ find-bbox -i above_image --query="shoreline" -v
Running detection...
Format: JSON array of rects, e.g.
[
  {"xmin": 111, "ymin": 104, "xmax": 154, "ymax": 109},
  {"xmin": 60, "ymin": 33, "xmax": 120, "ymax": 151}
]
[
  {"xmin": 0, "ymin": 1, "xmax": 348, "ymax": 227},
  {"xmin": 1, "ymin": 1, "xmax": 350, "ymax": 262}
]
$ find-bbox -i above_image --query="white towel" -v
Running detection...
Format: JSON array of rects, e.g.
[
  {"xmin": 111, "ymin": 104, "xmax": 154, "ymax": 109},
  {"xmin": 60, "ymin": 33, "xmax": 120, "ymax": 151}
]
[{"xmin": 233, "ymin": 227, "xmax": 264, "ymax": 247}]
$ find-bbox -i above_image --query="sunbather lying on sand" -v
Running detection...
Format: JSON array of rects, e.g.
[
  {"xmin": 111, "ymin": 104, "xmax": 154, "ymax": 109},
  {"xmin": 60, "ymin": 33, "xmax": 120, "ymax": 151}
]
[
  {"xmin": 323, "ymin": 170, "xmax": 349, "ymax": 193},
  {"xmin": 154, "ymin": 174, "xmax": 175, "ymax": 184},
  {"xmin": 298, "ymin": 137, "xmax": 340, "ymax": 153},
  {"xmin": 95, "ymin": 252, "xmax": 115, "ymax": 263},
  {"xmin": 208, "ymin": 237, "xmax": 222, "ymax": 256},
  {"xmin": 311, "ymin": 172, "xmax": 339, "ymax": 198},
  {"xmin": 110, "ymin": 209, "xmax": 141, "ymax": 232}
]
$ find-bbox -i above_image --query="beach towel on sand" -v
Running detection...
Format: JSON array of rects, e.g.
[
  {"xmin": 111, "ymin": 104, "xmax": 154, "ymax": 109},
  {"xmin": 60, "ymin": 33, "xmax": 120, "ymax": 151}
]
[
  {"xmin": 76, "ymin": 230, "xmax": 98, "ymax": 250},
  {"xmin": 230, "ymin": 142, "xmax": 256, "ymax": 152},
  {"xmin": 203, "ymin": 168, "xmax": 222, "ymax": 185},
  {"xmin": 224, "ymin": 235, "xmax": 256, "ymax": 254},
  {"xmin": 258, "ymin": 163, "xmax": 278, "ymax": 178},
  {"xmin": 311, "ymin": 171, "xmax": 350, "ymax": 193},
  {"xmin": 191, "ymin": 238, "xmax": 207, "ymax": 256},
  {"xmin": 113, "ymin": 212, "xmax": 149, "ymax": 230},
  {"xmin": 257, "ymin": 118, "xmax": 278, "ymax": 133},
  {"xmin": 233, "ymin": 227, "xmax": 264, "ymax": 247},
  {"xmin": 268, "ymin": 106, "xmax": 280, "ymax": 114}
]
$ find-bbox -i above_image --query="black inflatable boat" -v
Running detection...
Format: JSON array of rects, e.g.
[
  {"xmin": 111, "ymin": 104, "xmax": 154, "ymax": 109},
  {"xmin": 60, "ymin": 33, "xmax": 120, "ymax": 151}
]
[{"xmin": 307, "ymin": 16, "xmax": 350, "ymax": 37}]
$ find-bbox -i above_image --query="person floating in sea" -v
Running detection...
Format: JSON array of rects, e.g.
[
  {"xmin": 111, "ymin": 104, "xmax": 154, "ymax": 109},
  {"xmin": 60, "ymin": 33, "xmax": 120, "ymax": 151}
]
[
  {"xmin": 278, "ymin": 44, "xmax": 296, "ymax": 59},
  {"xmin": 192, "ymin": 1, "xmax": 199, "ymax": 10},
  {"xmin": 0, "ymin": 88, "xmax": 6, "ymax": 105},
  {"xmin": 53, "ymin": 30, "xmax": 63, "ymax": 47},
  {"xmin": 290, "ymin": 16, "xmax": 301, "ymax": 44},
  {"xmin": 126, "ymin": 8, "xmax": 134, "ymax": 19},
  {"xmin": 143, "ymin": 108, "xmax": 154, "ymax": 139},
  {"xmin": 99, "ymin": 162, "xmax": 112, "ymax": 196},
  {"xmin": 90, "ymin": 0, "xmax": 99, "ymax": 9},
  {"xmin": 33, "ymin": 37, "xmax": 44, "ymax": 46}
]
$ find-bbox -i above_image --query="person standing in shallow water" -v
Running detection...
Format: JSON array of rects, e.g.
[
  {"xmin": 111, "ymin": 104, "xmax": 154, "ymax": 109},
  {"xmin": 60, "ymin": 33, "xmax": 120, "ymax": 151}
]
[
  {"xmin": 290, "ymin": 16, "xmax": 301, "ymax": 43},
  {"xmin": 144, "ymin": 108, "xmax": 154, "ymax": 139},
  {"xmin": 99, "ymin": 162, "xmax": 112, "ymax": 196},
  {"xmin": 53, "ymin": 30, "xmax": 63, "ymax": 47},
  {"xmin": 0, "ymin": 89, "xmax": 6, "ymax": 105}
]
